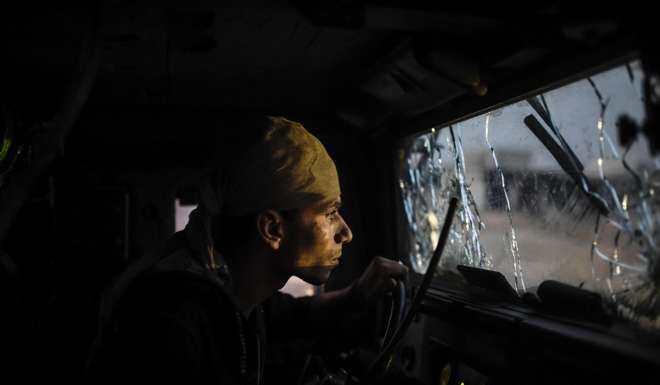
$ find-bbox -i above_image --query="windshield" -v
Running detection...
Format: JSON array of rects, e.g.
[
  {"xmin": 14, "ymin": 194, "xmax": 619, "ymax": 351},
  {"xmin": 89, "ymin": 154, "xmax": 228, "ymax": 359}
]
[{"xmin": 397, "ymin": 60, "xmax": 660, "ymax": 331}]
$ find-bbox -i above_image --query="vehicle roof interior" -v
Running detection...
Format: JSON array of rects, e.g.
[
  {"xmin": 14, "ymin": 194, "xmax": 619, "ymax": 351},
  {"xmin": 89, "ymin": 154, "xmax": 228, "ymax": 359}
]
[{"xmin": 7, "ymin": 0, "xmax": 646, "ymax": 260}]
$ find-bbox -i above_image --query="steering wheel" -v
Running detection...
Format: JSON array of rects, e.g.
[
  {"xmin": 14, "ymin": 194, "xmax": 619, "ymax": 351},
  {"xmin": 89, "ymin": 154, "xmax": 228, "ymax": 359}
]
[
  {"xmin": 295, "ymin": 278, "xmax": 408, "ymax": 385},
  {"xmin": 379, "ymin": 278, "xmax": 407, "ymax": 351},
  {"xmin": 361, "ymin": 197, "xmax": 459, "ymax": 383},
  {"xmin": 298, "ymin": 197, "xmax": 459, "ymax": 385}
]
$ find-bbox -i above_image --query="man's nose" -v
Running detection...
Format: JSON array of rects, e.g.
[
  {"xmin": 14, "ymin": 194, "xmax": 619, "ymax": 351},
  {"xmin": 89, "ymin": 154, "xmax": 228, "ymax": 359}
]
[{"xmin": 335, "ymin": 214, "xmax": 353, "ymax": 245}]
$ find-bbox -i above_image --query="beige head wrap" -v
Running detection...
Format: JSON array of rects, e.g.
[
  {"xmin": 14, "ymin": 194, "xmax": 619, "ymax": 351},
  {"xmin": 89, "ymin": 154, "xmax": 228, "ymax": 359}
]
[{"xmin": 202, "ymin": 116, "xmax": 341, "ymax": 216}]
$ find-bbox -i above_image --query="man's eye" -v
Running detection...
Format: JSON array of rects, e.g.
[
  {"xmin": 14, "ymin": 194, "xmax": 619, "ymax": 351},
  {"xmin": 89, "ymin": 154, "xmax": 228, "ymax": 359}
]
[{"xmin": 327, "ymin": 209, "xmax": 338, "ymax": 217}]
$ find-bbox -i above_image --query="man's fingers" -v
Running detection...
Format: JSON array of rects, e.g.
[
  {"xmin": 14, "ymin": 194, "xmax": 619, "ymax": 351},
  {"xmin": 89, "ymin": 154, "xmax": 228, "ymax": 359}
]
[
  {"xmin": 372, "ymin": 256, "xmax": 409, "ymax": 276},
  {"xmin": 388, "ymin": 278, "xmax": 398, "ymax": 290},
  {"xmin": 377, "ymin": 277, "xmax": 398, "ymax": 294},
  {"xmin": 393, "ymin": 262, "xmax": 408, "ymax": 276},
  {"xmin": 381, "ymin": 259, "xmax": 408, "ymax": 277},
  {"xmin": 361, "ymin": 256, "xmax": 410, "ymax": 297}
]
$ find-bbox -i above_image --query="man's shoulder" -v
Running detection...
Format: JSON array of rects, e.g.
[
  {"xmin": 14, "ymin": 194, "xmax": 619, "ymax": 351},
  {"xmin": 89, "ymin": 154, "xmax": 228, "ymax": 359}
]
[
  {"xmin": 120, "ymin": 269, "xmax": 232, "ymax": 317},
  {"xmin": 139, "ymin": 269, "xmax": 223, "ymax": 296}
]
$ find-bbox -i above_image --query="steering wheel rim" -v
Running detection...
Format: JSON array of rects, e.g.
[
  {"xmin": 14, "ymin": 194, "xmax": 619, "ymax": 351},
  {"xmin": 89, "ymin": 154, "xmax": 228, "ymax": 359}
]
[{"xmin": 379, "ymin": 280, "xmax": 406, "ymax": 351}]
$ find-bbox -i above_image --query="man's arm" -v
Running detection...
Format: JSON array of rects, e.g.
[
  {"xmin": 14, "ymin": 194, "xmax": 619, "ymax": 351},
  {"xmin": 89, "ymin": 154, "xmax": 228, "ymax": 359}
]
[
  {"xmin": 306, "ymin": 256, "xmax": 408, "ymax": 327},
  {"xmin": 265, "ymin": 256, "xmax": 408, "ymax": 341}
]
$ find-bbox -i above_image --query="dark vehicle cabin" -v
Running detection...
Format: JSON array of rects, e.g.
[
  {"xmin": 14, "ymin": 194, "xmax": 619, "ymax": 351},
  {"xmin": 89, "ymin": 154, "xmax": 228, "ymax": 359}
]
[{"xmin": 2, "ymin": 2, "xmax": 660, "ymax": 385}]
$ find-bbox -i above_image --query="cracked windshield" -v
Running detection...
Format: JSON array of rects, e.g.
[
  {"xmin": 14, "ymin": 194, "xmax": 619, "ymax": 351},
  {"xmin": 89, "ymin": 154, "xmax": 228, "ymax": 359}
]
[{"xmin": 398, "ymin": 60, "xmax": 660, "ymax": 330}]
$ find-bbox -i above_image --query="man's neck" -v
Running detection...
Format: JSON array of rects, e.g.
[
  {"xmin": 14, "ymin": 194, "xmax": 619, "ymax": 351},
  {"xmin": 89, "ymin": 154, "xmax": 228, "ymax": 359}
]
[{"xmin": 226, "ymin": 252, "xmax": 288, "ymax": 318}]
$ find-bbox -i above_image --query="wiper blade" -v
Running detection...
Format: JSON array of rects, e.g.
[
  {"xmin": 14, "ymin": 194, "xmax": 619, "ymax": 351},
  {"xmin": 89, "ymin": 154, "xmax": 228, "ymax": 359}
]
[
  {"xmin": 523, "ymin": 114, "xmax": 610, "ymax": 216},
  {"xmin": 527, "ymin": 96, "xmax": 585, "ymax": 172}
]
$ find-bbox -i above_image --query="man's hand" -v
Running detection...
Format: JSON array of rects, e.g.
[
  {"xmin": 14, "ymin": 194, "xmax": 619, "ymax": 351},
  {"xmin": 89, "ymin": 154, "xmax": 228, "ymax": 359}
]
[
  {"xmin": 303, "ymin": 256, "xmax": 408, "ymax": 333},
  {"xmin": 349, "ymin": 256, "xmax": 408, "ymax": 305}
]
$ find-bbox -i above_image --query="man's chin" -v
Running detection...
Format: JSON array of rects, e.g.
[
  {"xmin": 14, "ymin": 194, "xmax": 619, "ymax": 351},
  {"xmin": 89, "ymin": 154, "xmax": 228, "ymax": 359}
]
[{"xmin": 293, "ymin": 266, "xmax": 336, "ymax": 286}]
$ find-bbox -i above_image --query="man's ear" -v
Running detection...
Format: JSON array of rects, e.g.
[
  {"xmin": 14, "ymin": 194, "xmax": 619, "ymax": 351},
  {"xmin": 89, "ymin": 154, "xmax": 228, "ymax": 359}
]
[{"xmin": 256, "ymin": 210, "xmax": 284, "ymax": 250}]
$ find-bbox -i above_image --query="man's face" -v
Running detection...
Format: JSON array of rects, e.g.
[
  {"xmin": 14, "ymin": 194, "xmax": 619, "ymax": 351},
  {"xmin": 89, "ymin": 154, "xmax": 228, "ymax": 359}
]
[{"xmin": 281, "ymin": 196, "xmax": 353, "ymax": 285}]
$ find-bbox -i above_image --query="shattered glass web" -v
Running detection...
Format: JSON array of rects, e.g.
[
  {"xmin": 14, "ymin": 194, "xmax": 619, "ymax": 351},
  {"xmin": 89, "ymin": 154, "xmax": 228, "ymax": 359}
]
[{"xmin": 398, "ymin": 61, "xmax": 660, "ymax": 330}]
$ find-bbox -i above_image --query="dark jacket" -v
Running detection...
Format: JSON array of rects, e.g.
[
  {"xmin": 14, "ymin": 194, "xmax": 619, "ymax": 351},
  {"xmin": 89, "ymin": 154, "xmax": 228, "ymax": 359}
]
[{"xmin": 86, "ymin": 230, "xmax": 317, "ymax": 385}]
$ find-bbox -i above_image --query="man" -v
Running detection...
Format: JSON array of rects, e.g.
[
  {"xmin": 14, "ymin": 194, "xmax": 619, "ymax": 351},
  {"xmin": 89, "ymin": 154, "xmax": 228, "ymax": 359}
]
[{"xmin": 87, "ymin": 116, "xmax": 407, "ymax": 384}]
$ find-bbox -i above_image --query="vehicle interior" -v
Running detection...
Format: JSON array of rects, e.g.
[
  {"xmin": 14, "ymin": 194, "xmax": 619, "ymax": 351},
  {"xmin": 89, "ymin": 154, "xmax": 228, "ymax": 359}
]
[{"xmin": 3, "ymin": 1, "xmax": 660, "ymax": 384}]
